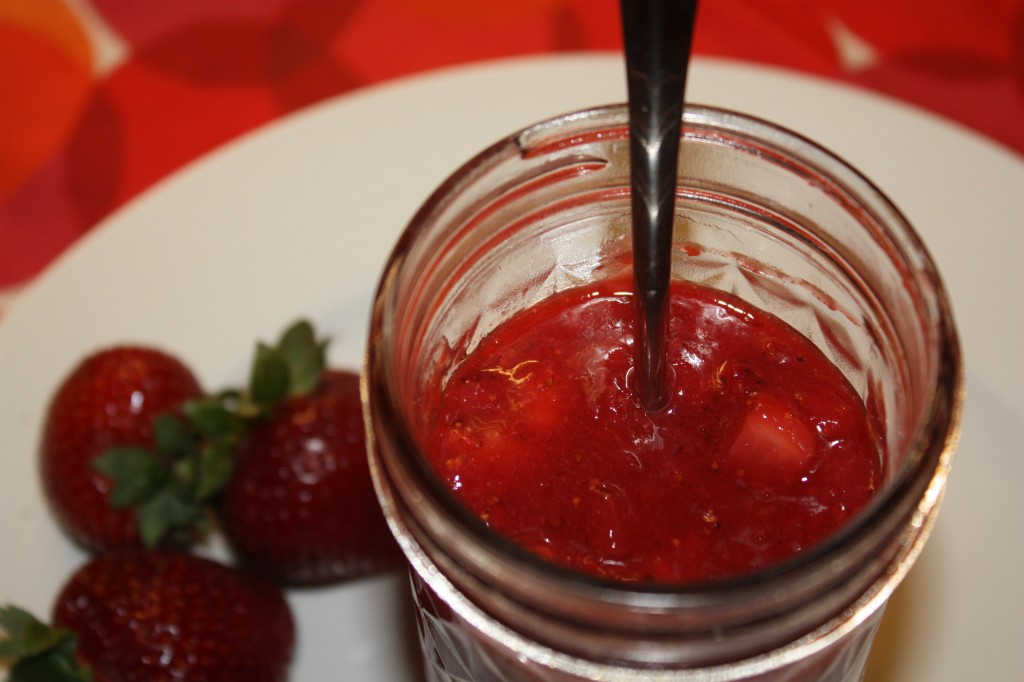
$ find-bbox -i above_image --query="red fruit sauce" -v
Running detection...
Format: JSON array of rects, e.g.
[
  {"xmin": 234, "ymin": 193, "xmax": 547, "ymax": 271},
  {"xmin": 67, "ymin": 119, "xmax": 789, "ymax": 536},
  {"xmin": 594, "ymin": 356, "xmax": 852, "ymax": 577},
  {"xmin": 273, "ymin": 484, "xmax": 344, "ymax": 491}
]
[{"xmin": 424, "ymin": 276, "xmax": 882, "ymax": 584}]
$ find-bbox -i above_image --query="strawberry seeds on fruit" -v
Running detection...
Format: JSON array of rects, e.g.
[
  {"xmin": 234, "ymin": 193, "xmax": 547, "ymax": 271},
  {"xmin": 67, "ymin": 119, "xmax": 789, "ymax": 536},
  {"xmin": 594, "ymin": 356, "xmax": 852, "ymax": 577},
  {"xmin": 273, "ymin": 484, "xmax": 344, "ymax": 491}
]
[
  {"xmin": 0, "ymin": 551, "xmax": 294, "ymax": 682},
  {"xmin": 40, "ymin": 319, "xmax": 403, "ymax": 585},
  {"xmin": 40, "ymin": 346, "xmax": 204, "ymax": 552},
  {"xmin": 220, "ymin": 368, "xmax": 404, "ymax": 584},
  {"xmin": 209, "ymin": 320, "xmax": 403, "ymax": 583}
]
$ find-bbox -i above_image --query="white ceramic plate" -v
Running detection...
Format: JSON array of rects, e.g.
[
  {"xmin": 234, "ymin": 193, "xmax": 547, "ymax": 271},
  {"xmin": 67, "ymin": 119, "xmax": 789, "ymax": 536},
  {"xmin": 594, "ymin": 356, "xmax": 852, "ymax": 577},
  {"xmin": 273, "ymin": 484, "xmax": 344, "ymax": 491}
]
[{"xmin": 1, "ymin": 55, "xmax": 1020, "ymax": 681}]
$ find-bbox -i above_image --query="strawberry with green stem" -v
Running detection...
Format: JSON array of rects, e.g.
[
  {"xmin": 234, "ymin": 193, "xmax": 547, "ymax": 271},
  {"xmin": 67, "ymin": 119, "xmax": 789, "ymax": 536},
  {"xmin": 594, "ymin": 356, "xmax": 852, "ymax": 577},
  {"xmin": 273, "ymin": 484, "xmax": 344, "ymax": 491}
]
[
  {"xmin": 216, "ymin": 321, "xmax": 404, "ymax": 583},
  {"xmin": 40, "ymin": 346, "xmax": 205, "ymax": 552},
  {"xmin": 89, "ymin": 320, "xmax": 402, "ymax": 583},
  {"xmin": 1, "ymin": 551, "xmax": 294, "ymax": 682}
]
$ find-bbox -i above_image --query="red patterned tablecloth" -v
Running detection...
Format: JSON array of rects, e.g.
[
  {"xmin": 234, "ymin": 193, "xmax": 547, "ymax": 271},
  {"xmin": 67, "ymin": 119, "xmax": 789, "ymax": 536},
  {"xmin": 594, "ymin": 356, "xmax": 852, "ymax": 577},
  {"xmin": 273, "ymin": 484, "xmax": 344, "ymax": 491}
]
[{"xmin": 2, "ymin": 0, "xmax": 1022, "ymax": 311}]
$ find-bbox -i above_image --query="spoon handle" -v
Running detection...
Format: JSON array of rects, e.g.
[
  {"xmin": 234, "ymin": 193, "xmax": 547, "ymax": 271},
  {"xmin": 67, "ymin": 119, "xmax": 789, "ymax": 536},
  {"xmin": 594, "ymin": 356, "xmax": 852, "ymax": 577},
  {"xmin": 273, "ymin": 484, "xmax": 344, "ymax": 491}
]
[{"xmin": 620, "ymin": 0, "xmax": 698, "ymax": 410}]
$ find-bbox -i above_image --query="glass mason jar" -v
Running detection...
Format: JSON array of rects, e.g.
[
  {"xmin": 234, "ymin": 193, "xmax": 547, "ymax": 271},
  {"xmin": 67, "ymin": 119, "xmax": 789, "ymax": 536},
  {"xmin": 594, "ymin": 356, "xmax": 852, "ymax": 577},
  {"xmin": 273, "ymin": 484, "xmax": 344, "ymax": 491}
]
[{"xmin": 363, "ymin": 105, "xmax": 962, "ymax": 681}]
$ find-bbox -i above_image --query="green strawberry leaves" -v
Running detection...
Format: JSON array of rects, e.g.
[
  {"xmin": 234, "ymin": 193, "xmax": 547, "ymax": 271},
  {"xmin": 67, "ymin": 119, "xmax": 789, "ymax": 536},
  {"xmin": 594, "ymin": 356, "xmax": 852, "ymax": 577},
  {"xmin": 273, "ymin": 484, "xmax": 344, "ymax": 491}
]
[
  {"xmin": 0, "ymin": 606, "xmax": 66, "ymax": 659},
  {"xmin": 91, "ymin": 319, "xmax": 329, "ymax": 548},
  {"xmin": 250, "ymin": 343, "xmax": 290, "ymax": 408},
  {"xmin": 248, "ymin": 320, "xmax": 328, "ymax": 410},
  {"xmin": 92, "ymin": 446, "xmax": 168, "ymax": 509},
  {"xmin": 0, "ymin": 606, "xmax": 92, "ymax": 682},
  {"xmin": 184, "ymin": 396, "xmax": 237, "ymax": 437},
  {"xmin": 195, "ymin": 438, "xmax": 236, "ymax": 501},
  {"xmin": 276, "ymin": 320, "xmax": 328, "ymax": 396}
]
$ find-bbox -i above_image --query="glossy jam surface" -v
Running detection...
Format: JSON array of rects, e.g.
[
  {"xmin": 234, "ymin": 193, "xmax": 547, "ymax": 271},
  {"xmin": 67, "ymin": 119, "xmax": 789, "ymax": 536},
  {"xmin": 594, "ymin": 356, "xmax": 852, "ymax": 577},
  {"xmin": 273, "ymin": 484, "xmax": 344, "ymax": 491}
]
[{"xmin": 424, "ymin": 277, "xmax": 881, "ymax": 584}]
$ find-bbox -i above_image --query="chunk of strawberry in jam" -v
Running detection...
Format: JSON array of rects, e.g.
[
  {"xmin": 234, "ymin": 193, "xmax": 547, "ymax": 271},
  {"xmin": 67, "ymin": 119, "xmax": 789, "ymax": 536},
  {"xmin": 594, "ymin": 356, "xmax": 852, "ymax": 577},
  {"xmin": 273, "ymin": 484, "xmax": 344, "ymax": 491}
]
[{"xmin": 727, "ymin": 393, "xmax": 818, "ymax": 483}]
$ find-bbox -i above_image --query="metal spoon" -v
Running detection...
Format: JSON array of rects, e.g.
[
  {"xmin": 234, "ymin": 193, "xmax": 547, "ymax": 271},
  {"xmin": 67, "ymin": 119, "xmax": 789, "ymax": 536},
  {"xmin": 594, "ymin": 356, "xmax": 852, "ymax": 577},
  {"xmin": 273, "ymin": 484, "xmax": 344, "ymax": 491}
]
[{"xmin": 620, "ymin": 0, "xmax": 699, "ymax": 411}]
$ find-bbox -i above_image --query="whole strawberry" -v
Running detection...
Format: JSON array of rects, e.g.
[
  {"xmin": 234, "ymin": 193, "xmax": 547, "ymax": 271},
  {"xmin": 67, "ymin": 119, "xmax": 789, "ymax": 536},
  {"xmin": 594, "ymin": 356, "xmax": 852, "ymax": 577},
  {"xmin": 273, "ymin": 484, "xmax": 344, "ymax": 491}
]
[
  {"xmin": 218, "ymin": 326, "xmax": 403, "ymax": 584},
  {"xmin": 0, "ymin": 551, "xmax": 294, "ymax": 682},
  {"xmin": 40, "ymin": 347, "xmax": 203, "ymax": 552}
]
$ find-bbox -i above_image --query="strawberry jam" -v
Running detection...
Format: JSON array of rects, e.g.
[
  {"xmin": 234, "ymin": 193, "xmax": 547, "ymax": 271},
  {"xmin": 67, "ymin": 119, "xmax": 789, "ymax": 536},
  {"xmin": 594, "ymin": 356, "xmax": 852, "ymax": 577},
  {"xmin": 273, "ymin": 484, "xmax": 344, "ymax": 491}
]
[{"xmin": 424, "ymin": 275, "xmax": 881, "ymax": 584}]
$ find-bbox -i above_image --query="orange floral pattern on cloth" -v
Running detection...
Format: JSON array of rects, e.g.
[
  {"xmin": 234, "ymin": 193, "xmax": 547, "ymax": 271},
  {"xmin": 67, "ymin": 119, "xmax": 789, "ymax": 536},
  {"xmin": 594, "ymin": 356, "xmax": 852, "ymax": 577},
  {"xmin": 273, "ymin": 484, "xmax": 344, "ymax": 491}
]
[{"xmin": 0, "ymin": 0, "xmax": 1022, "ymax": 293}]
